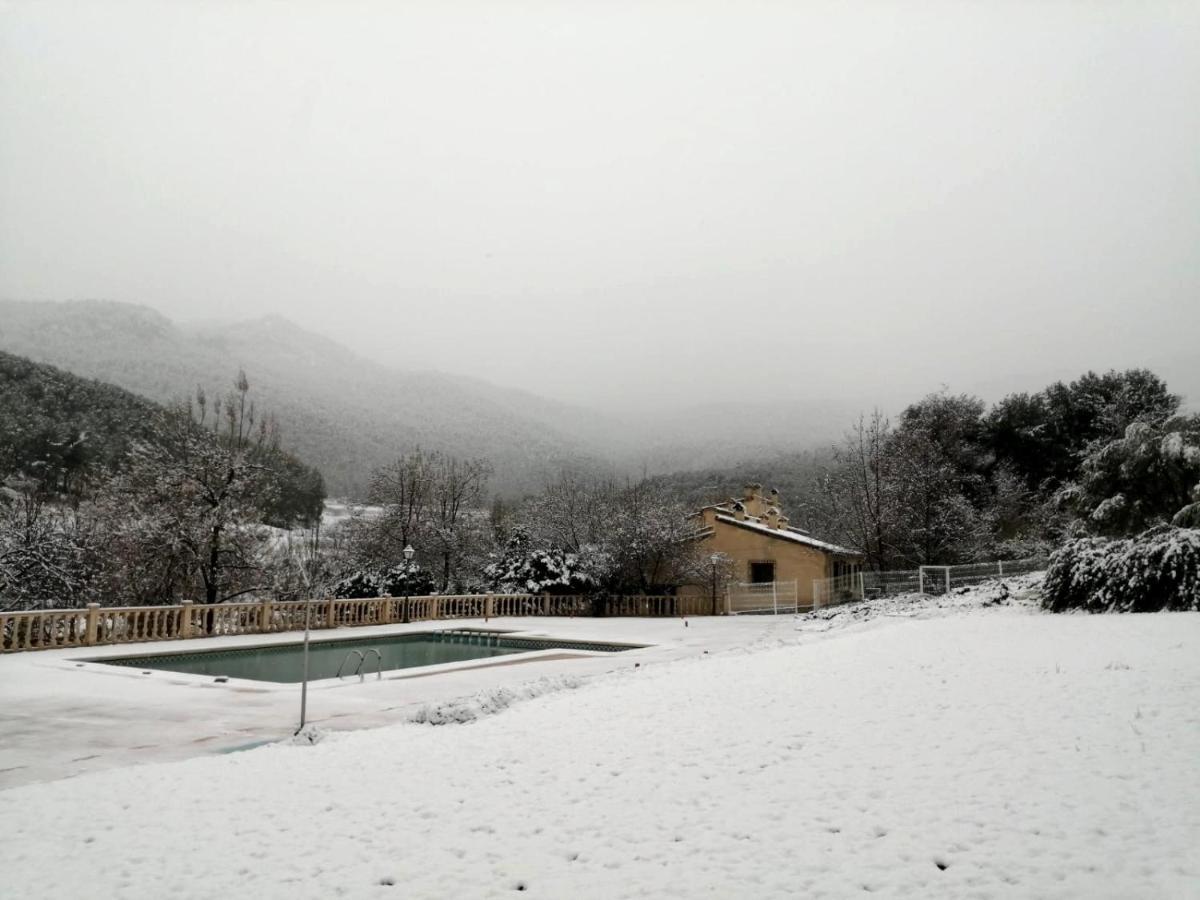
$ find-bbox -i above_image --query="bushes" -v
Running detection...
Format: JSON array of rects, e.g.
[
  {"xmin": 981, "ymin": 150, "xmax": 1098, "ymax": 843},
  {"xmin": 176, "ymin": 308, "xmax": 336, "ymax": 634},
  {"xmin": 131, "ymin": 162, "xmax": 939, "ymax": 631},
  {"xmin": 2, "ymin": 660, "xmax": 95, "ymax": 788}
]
[
  {"xmin": 1042, "ymin": 526, "xmax": 1200, "ymax": 612},
  {"xmin": 333, "ymin": 563, "xmax": 435, "ymax": 599}
]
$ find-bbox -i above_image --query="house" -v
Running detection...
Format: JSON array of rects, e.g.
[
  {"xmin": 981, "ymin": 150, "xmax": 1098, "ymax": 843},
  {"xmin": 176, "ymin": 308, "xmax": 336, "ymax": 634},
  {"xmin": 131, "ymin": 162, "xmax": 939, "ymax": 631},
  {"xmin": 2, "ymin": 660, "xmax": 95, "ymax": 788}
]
[{"xmin": 682, "ymin": 483, "xmax": 863, "ymax": 611}]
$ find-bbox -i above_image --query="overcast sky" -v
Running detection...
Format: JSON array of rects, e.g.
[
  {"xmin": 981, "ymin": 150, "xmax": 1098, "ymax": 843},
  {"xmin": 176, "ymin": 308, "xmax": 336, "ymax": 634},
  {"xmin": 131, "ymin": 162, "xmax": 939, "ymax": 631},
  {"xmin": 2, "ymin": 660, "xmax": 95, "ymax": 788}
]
[{"xmin": 1, "ymin": 1, "xmax": 1197, "ymax": 414}]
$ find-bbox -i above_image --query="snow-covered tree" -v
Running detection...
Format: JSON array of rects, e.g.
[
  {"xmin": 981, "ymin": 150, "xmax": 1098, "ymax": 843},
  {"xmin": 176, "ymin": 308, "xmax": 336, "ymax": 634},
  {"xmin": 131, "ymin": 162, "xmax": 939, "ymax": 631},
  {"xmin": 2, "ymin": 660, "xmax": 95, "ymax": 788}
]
[
  {"xmin": 483, "ymin": 526, "xmax": 605, "ymax": 594},
  {"xmin": 0, "ymin": 484, "xmax": 98, "ymax": 611},
  {"xmin": 332, "ymin": 560, "xmax": 435, "ymax": 599},
  {"xmin": 350, "ymin": 449, "xmax": 492, "ymax": 591},
  {"xmin": 1042, "ymin": 525, "xmax": 1200, "ymax": 613},
  {"xmin": 114, "ymin": 373, "xmax": 282, "ymax": 604},
  {"xmin": 815, "ymin": 411, "xmax": 900, "ymax": 572},
  {"xmin": 1061, "ymin": 415, "xmax": 1200, "ymax": 536},
  {"xmin": 604, "ymin": 480, "xmax": 702, "ymax": 594}
]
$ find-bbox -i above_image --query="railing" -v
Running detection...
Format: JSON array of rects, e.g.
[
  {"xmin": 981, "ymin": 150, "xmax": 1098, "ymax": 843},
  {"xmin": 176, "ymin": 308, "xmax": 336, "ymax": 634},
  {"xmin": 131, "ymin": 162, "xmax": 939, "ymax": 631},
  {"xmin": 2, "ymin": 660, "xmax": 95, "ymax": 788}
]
[
  {"xmin": 812, "ymin": 556, "xmax": 1051, "ymax": 608},
  {"xmin": 812, "ymin": 573, "xmax": 864, "ymax": 609},
  {"xmin": 0, "ymin": 591, "xmax": 713, "ymax": 654},
  {"xmin": 728, "ymin": 580, "xmax": 801, "ymax": 615},
  {"xmin": 918, "ymin": 557, "xmax": 1049, "ymax": 595}
]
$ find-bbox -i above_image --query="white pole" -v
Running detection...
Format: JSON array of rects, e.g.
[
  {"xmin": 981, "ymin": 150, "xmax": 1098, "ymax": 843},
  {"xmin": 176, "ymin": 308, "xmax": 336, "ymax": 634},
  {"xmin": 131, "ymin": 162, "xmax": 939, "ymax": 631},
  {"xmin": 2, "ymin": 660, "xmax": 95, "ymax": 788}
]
[
  {"xmin": 296, "ymin": 597, "xmax": 312, "ymax": 735},
  {"xmin": 919, "ymin": 568, "xmax": 925, "ymax": 595},
  {"xmin": 998, "ymin": 560, "xmax": 1004, "ymax": 578},
  {"xmin": 772, "ymin": 580, "xmax": 778, "ymax": 615},
  {"xmin": 858, "ymin": 570, "xmax": 865, "ymax": 601},
  {"xmin": 945, "ymin": 567, "xmax": 951, "ymax": 595}
]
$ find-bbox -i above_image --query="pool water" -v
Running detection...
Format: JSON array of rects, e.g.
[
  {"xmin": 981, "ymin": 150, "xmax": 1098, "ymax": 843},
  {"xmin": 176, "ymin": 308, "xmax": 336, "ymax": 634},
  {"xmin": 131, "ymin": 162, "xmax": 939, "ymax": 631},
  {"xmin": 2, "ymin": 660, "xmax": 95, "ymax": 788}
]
[{"xmin": 86, "ymin": 630, "xmax": 638, "ymax": 683}]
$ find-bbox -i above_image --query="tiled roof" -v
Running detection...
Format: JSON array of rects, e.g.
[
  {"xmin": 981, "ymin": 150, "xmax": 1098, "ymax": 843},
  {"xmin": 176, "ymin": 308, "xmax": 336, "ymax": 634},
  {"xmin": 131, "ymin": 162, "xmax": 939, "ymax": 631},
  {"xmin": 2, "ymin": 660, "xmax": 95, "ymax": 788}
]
[{"xmin": 713, "ymin": 514, "xmax": 861, "ymax": 556}]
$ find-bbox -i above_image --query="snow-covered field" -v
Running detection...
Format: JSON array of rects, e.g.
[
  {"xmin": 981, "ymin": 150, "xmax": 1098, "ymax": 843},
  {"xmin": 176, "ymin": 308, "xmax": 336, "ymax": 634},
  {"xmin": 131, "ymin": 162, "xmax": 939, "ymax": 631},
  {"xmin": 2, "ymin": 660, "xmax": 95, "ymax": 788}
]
[{"xmin": 2, "ymin": 582, "xmax": 1198, "ymax": 898}]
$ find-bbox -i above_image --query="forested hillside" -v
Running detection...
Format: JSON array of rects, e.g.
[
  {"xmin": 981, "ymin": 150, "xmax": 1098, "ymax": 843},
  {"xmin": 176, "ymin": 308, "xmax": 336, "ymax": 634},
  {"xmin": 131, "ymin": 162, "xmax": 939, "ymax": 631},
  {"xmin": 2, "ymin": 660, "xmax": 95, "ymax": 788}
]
[
  {"xmin": 0, "ymin": 351, "xmax": 325, "ymax": 527},
  {"xmin": 0, "ymin": 300, "xmax": 854, "ymax": 496},
  {"xmin": 0, "ymin": 300, "xmax": 620, "ymax": 496},
  {"xmin": 0, "ymin": 350, "xmax": 163, "ymax": 496},
  {"xmin": 1, "ymin": 353, "xmax": 328, "ymax": 609}
]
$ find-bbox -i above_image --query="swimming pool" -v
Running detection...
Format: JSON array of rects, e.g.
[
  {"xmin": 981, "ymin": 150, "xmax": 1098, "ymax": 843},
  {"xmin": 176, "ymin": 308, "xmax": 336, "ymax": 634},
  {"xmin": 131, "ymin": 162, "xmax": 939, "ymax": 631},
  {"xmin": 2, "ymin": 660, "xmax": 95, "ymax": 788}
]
[{"xmin": 85, "ymin": 629, "xmax": 641, "ymax": 683}]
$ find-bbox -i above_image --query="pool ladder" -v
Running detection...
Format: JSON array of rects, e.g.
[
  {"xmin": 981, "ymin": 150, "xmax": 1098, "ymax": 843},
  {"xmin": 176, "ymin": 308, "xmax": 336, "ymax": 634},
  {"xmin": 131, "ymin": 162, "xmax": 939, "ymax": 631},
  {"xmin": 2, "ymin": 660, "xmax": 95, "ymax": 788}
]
[{"xmin": 336, "ymin": 648, "xmax": 383, "ymax": 682}]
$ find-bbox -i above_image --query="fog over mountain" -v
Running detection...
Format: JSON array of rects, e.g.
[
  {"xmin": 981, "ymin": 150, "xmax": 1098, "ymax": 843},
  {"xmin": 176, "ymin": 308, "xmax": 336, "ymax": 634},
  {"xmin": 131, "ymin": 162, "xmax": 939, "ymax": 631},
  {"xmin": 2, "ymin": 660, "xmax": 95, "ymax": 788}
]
[
  {"xmin": 0, "ymin": 299, "xmax": 847, "ymax": 495},
  {"xmin": 1, "ymin": 1, "xmax": 1197, "ymax": 420}
]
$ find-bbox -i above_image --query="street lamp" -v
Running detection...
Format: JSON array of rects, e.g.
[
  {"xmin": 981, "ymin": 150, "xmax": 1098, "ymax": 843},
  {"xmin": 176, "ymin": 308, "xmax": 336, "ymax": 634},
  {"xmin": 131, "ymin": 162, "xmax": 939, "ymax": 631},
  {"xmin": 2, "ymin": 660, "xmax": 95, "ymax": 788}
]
[
  {"xmin": 402, "ymin": 544, "xmax": 415, "ymax": 624},
  {"xmin": 710, "ymin": 553, "xmax": 721, "ymax": 616}
]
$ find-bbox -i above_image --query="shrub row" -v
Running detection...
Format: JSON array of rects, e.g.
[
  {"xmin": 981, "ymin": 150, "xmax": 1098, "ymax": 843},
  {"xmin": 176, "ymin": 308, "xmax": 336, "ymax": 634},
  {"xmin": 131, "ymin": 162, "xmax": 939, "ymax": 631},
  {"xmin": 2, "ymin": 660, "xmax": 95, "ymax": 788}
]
[{"xmin": 1042, "ymin": 525, "xmax": 1200, "ymax": 612}]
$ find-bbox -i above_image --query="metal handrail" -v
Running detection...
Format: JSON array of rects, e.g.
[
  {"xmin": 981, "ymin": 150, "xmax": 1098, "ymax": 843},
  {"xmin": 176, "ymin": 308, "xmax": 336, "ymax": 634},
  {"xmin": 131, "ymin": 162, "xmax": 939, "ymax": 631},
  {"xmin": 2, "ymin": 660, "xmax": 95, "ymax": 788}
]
[
  {"xmin": 336, "ymin": 649, "xmax": 364, "ymax": 680},
  {"xmin": 336, "ymin": 648, "xmax": 383, "ymax": 682},
  {"xmin": 360, "ymin": 647, "xmax": 382, "ymax": 681}
]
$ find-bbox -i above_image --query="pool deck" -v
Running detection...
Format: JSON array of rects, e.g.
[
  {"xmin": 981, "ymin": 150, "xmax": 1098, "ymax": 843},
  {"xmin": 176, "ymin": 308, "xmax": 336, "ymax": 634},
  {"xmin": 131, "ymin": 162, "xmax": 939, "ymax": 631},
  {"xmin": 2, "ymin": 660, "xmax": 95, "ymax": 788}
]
[{"xmin": 0, "ymin": 615, "xmax": 788, "ymax": 789}]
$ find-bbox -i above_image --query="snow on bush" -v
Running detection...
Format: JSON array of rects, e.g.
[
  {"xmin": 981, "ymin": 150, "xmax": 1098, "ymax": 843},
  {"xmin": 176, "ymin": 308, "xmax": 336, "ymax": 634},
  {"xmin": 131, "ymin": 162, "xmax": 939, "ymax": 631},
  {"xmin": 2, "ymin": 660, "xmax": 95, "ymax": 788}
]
[
  {"xmin": 333, "ymin": 561, "xmax": 435, "ymax": 599},
  {"xmin": 1042, "ymin": 525, "xmax": 1200, "ymax": 612},
  {"xmin": 289, "ymin": 724, "xmax": 328, "ymax": 745},
  {"xmin": 409, "ymin": 675, "xmax": 582, "ymax": 725},
  {"xmin": 483, "ymin": 526, "xmax": 604, "ymax": 594}
]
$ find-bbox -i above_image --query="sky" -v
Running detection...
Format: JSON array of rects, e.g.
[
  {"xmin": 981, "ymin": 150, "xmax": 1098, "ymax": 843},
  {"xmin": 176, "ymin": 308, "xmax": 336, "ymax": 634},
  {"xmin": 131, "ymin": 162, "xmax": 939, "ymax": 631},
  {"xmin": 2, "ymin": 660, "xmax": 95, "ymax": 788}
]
[{"xmin": 1, "ymin": 0, "xmax": 1198, "ymax": 415}]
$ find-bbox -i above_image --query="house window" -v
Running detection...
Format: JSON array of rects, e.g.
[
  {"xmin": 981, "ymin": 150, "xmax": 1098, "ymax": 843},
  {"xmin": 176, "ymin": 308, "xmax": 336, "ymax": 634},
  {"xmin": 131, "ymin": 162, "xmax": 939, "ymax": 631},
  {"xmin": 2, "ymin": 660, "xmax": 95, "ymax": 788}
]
[{"xmin": 749, "ymin": 561, "xmax": 775, "ymax": 583}]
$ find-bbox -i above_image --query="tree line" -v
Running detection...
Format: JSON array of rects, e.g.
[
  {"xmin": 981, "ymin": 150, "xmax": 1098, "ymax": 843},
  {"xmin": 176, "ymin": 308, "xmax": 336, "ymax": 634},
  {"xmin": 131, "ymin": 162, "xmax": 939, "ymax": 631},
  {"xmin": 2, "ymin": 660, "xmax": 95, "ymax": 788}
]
[
  {"xmin": 1, "ymin": 355, "xmax": 325, "ymax": 611},
  {"xmin": 0, "ymin": 353, "xmax": 710, "ymax": 610},
  {"xmin": 4, "ymin": 351, "xmax": 1196, "ymax": 612},
  {"xmin": 808, "ymin": 368, "xmax": 1198, "ymax": 571},
  {"xmin": 331, "ymin": 465, "xmax": 706, "ymax": 599}
]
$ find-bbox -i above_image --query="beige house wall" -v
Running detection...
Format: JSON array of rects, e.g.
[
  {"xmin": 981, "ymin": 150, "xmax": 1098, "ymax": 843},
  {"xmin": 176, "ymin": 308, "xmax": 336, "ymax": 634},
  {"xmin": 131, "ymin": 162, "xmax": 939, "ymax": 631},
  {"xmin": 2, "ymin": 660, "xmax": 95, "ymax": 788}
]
[
  {"xmin": 682, "ymin": 513, "xmax": 833, "ymax": 606},
  {"xmin": 680, "ymin": 486, "xmax": 862, "ymax": 607}
]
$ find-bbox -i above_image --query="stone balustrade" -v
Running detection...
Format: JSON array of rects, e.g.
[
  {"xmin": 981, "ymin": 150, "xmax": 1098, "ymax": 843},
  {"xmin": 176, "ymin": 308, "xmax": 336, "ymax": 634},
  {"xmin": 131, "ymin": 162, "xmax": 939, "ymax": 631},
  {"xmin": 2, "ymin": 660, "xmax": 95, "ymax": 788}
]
[{"xmin": 0, "ymin": 592, "xmax": 716, "ymax": 653}]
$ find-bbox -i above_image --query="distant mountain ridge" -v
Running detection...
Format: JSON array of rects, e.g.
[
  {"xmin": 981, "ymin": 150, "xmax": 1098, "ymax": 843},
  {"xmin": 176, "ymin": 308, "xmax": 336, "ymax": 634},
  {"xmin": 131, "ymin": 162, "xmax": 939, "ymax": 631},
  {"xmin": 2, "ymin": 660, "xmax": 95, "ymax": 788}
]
[
  {"xmin": 0, "ymin": 300, "xmax": 624, "ymax": 496},
  {"xmin": 0, "ymin": 300, "xmax": 843, "ymax": 496}
]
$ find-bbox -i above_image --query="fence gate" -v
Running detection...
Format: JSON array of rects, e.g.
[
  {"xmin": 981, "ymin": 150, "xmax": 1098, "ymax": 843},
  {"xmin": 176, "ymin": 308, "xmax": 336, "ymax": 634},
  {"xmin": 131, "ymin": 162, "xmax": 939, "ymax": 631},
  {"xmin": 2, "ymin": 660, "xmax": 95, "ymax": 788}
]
[
  {"xmin": 727, "ymin": 580, "xmax": 799, "ymax": 615},
  {"xmin": 812, "ymin": 572, "xmax": 865, "ymax": 609}
]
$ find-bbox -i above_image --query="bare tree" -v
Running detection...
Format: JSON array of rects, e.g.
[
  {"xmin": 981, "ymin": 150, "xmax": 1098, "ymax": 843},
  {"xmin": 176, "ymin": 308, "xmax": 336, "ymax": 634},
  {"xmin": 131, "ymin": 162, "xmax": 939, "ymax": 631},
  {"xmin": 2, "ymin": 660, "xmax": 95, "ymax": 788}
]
[
  {"xmin": 119, "ymin": 372, "xmax": 280, "ymax": 604},
  {"xmin": 527, "ymin": 470, "xmax": 611, "ymax": 553},
  {"xmin": 818, "ymin": 411, "xmax": 897, "ymax": 572},
  {"xmin": 363, "ymin": 450, "xmax": 434, "ymax": 564},
  {"xmin": 427, "ymin": 453, "xmax": 492, "ymax": 591}
]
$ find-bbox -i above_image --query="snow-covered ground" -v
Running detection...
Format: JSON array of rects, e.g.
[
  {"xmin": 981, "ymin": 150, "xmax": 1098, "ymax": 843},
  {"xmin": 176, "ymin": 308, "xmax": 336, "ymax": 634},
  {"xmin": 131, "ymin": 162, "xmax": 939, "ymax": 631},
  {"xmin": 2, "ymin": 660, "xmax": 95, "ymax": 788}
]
[{"xmin": 2, "ymin": 580, "xmax": 1198, "ymax": 898}]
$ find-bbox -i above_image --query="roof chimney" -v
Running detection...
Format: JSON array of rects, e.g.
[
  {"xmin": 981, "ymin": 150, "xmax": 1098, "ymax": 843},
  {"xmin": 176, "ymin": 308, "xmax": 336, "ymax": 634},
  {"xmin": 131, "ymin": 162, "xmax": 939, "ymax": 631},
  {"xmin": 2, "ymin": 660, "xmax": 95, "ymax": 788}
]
[{"xmin": 742, "ymin": 483, "xmax": 765, "ymax": 518}]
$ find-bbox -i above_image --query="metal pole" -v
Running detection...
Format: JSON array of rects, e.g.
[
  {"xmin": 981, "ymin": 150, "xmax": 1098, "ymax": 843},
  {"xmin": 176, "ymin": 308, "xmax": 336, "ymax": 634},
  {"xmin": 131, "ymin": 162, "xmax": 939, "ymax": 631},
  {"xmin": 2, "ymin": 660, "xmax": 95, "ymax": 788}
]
[
  {"xmin": 945, "ymin": 567, "xmax": 951, "ymax": 595},
  {"xmin": 296, "ymin": 597, "xmax": 312, "ymax": 735},
  {"xmin": 710, "ymin": 563, "xmax": 717, "ymax": 616}
]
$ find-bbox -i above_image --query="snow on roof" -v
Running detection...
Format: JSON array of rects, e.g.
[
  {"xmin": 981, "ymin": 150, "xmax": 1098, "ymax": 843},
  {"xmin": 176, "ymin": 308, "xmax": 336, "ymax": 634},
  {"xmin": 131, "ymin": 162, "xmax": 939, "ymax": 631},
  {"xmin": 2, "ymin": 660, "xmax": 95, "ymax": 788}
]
[{"xmin": 713, "ymin": 514, "xmax": 861, "ymax": 556}]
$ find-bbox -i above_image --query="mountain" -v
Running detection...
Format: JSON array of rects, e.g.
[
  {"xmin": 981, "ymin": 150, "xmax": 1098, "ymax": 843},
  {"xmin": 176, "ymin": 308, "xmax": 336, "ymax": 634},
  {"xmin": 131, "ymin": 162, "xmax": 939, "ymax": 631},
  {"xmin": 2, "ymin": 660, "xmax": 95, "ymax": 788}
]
[
  {"xmin": 0, "ymin": 300, "xmax": 627, "ymax": 496},
  {"xmin": 0, "ymin": 300, "xmax": 847, "ymax": 496},
  {"xmin": 0, "ymin": 349, "xmax": 325, "ymax": 525},
  {"xmin": 0, "ymin": 349, "xmax": 164, "ymax": 493}
]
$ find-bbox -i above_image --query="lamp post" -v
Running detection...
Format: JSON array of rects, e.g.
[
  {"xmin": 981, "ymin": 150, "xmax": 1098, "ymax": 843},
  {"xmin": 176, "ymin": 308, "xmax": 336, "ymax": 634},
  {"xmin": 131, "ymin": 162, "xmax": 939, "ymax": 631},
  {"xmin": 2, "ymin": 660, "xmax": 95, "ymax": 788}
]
[
  {"xmin": 710, "ymin": 553, "xmax": 721, "ymax": 616},
  {"xmin": 402, "ymin": 544, "xmax": 415, "ymax": 624}
]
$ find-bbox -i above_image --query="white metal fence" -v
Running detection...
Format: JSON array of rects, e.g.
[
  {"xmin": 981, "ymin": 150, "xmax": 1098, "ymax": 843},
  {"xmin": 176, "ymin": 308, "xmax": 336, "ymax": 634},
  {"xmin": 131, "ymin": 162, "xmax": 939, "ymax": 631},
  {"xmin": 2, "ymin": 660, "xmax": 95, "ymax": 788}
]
[
  {"xmin": 728, "ymin": 580, "xmax": 800, "ymax": 615},
  {"xmin": 918, "ymin": 557, "xmax": 1049, "ymax": 595},
  {"xmin": 812, "ymin": 573, "xmax": 864, "ymax": 609},
  {"xmin": 813, "ymin": 556, "xmax": 1049, "ymax": 609}
]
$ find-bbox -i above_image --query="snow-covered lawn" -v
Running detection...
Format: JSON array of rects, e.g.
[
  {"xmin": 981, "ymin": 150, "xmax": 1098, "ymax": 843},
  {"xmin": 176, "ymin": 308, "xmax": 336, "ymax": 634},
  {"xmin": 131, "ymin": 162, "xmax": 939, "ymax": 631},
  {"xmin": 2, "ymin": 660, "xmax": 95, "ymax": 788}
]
[{"xmin": 2, "ymin": 584, "xmax": 1198, "ymax": 898}]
